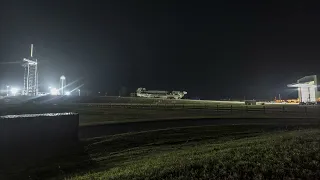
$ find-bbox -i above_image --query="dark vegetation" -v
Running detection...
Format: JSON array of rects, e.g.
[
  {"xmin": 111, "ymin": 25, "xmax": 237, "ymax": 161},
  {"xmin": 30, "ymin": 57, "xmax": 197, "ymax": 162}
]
[{"xmin": 11, "ymin": 124, "xmax": 320, "ymax": 180}]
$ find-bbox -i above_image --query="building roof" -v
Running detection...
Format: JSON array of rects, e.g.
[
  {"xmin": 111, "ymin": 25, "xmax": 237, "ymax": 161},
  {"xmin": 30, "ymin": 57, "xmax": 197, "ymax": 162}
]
[{"xmin": 287, "ymin": 83, "xmax": 317, "ymax": 88}]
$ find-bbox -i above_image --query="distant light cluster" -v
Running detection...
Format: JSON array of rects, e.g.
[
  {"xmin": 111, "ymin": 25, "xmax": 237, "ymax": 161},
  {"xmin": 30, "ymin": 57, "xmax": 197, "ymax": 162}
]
[{"xmin": 3, "ymin": 45, "xmax": 82, "ymax": 97}]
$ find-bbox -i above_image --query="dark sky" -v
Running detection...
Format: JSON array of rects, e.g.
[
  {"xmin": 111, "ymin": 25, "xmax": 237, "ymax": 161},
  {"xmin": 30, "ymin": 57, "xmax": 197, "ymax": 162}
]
[{"xmin": 0, "ymin": 1, "xmax": 320, "ymax": 99}]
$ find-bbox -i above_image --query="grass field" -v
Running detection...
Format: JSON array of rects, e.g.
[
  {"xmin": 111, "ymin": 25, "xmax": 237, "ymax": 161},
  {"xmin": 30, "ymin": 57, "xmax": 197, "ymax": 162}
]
[
  {"xmin": 2, "ymin": 98, "xmax": 320, "ymax": 179},
  {"xmin": 0, "ymin": 96, "xmax": 246, "ymax": 105},
  {"xmin": 77, "ymin": 106, "xmax": 316, "ymax": 125},
  {"xmin": 1, "ymin": 103, "xmax": 317, "ymax": 126},
  {"xmin": 13, "ymin": 124, "xmax": 320, "ymax": 180}
]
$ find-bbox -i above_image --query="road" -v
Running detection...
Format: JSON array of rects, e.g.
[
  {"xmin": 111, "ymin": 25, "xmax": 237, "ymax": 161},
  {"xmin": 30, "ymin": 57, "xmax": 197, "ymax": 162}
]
[{"xmin": 79, "ymin": 117, "xmax": 320, "ymax": 139}]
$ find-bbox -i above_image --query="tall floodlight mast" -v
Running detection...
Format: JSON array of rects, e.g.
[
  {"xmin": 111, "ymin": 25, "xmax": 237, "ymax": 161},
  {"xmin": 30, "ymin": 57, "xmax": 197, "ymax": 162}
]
[
  {"xmin": 22, "ymin": 44, "xmax": 38, "ymax": 96},
  {"xmin": 60, "ymin": 75, "xmax": 66, "ymax": 95}
]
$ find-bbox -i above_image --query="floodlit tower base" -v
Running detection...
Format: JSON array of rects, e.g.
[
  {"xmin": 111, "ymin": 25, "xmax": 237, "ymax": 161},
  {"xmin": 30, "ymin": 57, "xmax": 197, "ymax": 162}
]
[{"xmin": 22, "ymin": 44, "xmax": 38, "ymax": 96}]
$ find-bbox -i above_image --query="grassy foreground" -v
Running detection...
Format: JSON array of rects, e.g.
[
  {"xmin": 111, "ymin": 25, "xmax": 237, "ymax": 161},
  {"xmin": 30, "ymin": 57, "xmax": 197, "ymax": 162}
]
[
  {"xmin": 19, "ymin": 124, "xmax": 319, "ymax": 180},
  {"xmin": 69, "ymin": 128, "xmax": 320, "ymax": 179}
]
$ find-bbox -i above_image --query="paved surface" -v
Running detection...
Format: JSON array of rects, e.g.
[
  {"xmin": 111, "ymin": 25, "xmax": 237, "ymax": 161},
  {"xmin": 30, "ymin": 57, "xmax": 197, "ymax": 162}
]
[{"xmin": 79, "ymin": 118, "xmax": 320, "ymax": 139}]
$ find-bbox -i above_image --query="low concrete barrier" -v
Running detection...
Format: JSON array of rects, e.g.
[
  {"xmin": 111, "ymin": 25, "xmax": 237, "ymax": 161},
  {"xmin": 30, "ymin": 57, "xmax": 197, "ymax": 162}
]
[{"xmin": 0, "ymin": 112, "xmax": 79, "ymax": 173}]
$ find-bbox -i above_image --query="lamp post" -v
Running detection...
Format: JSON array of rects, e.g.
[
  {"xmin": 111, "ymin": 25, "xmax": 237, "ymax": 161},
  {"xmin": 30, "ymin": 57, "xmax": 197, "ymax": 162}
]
[
  {"xmin": 78, "ymin": 89, "xmax": 81, "ymax": 96},
  {"xmin": 6, "ymin": 85, "xmax": 9, "ymax": 96},
  {"xmin": 60, "ymin": 75, "xmax": 66, "ymax": 95}
]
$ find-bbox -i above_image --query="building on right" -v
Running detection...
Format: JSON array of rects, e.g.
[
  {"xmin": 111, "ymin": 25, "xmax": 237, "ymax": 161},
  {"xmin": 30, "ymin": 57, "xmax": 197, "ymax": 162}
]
[{"xmin": 287, "ymin": 75, "xmax": 318, "ymax": 105}]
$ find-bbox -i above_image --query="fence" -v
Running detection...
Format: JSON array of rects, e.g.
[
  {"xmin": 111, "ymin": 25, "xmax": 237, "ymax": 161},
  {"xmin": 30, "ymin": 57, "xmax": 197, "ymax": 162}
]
[
  {"xmin": 74, "ymin": 103, "xmax": 320, "ymax": 116},
  {"xmin": 1, "ymin": 103, "xmax": 319, "ymax": 117}
]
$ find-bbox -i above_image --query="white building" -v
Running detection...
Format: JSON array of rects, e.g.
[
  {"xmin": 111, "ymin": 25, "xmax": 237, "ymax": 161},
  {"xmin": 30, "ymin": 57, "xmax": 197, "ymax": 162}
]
[{"xmin": 287, "ymin": 75, "xmax": 318, "ymax": 104}]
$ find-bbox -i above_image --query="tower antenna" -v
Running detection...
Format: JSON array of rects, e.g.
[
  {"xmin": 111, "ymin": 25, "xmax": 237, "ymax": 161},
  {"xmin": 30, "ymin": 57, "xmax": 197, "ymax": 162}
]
[{"xmin": 31, "ymin": 44, "xmax": 33, "ymax": 57}]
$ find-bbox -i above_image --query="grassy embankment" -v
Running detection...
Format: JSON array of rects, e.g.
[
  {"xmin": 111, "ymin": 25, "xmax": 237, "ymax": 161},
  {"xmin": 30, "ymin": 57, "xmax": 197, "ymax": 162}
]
[{"xmin": 19, "ymin": 124, "xmax": 320, "ymax": 180}]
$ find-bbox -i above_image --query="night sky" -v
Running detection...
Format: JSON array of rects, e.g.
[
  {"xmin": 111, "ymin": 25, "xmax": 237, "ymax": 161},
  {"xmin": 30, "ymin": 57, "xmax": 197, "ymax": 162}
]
[{"xmin": 1, "ymin": 1, "xmax": 320, "ymax": 99}]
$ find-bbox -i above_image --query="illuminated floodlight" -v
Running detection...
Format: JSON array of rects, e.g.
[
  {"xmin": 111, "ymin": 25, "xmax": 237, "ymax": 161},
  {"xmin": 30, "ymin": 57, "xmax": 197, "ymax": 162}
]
[
  {"xmin": 65, "ymin": 91, "xmax": 71, "ymax": 96},
  {"xmin": 60, "ymin": 75, "xmax": 66, "ymax": 95},
  {"xmin": 6, "ymin": 85, "xmax": 10, "ymax": 96},
  {"xmin": 50, "ymin": 88, "xmax": 59, "ymax": 95},
  {"xmin": 10, "ymin": 88, "xmax": 19, "ymax": 96}
]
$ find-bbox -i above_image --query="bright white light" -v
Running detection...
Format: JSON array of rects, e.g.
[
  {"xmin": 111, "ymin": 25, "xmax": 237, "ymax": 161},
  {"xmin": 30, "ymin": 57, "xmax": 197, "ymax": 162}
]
[
  {"xmin": 65, "ymin": 91, "xmax": 71, "ymax": 96},
  {"xmin": 10, "ymin": 88, "xmax": 19, "ymax": 96},
  {"xmin": 60, "ymin": 75, "xmax": 66, "ymax": 80},
  {"xmin": 50, "ymin": 88, "xmax": 59, "ymax": 95},
  {"xmin": 6, "ymin": 86, "xmax": 10, "ymax": 96}
]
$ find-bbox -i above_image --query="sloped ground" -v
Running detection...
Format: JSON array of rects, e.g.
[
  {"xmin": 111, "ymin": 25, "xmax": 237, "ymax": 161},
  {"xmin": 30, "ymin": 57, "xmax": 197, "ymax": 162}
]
[
  {"xmin": 15, "ymin": 124, "xmax": 320, "ymax": 180},
  {"xmin": 70, "ymin": 128, "xmax": 320, "ymax": 180}
]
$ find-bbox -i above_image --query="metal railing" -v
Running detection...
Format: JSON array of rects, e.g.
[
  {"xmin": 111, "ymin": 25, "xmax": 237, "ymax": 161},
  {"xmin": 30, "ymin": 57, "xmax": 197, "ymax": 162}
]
[{"xmin": 74, "ymin": 103, "xmax": 319, "ymax": 117}]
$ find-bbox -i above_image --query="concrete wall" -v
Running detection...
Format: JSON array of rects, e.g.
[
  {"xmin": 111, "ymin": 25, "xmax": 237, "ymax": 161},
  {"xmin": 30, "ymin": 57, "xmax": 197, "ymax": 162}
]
[{"xmin": 0, "ymin": 113, "xmax": 79, "ymax": 172}]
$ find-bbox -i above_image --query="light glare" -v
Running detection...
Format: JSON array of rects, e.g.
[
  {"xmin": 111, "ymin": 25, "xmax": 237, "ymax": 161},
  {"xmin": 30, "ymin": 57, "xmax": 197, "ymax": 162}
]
[
  {"xmin": 50, "ymin": 88, "xmax": 59, "ymax": 95},
  {"xmin": 10, "ymin": 88, "xmax": 19, "ymax": 96}
]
